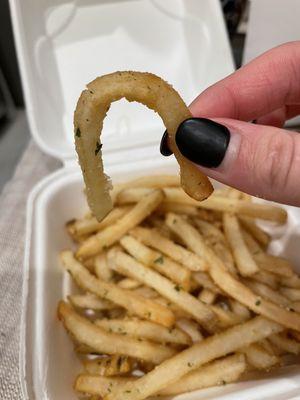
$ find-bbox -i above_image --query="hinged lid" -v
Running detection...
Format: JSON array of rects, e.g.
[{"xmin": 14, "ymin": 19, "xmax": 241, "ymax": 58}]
[{"xmin": 10, "ymin": 0, "xmax": 234, "ymax": 162}]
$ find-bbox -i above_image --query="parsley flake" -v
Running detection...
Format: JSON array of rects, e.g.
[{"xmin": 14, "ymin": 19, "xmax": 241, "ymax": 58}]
[
  {"xmin": 154, "ymin": 256, "xmax": 164, "ymax": 264},
  {"xmin": 95, "ymin": 141, "xmax": 103, "ymax": 155},
  {"xmin": 174, "ymin": 284, "xmax": 181, "ymax": 292},
  {"xmin": 255, "ymin": 299, "xmax": 261, "ymax": 306},
  {"xmin": 75, "ymin": 128, "xmax": 81, "ymax": 138}
]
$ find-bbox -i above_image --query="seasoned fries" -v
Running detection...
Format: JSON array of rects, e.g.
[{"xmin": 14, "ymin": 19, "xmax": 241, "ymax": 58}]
[
  {"xmin": 223, "ymin": 213, "xmax": 259, "ymax": 276},
  {"xmin": 109, "ymin": 250, "xmax": 218, "ymax": 332},
  {"xmin": 95, "ymin": 318, "xmax": 191, "ymax": 345},
  {"xmin": 60, "ymin": 251, "xmax": 174, "ymax": 327},
  {"xmin": 75, "ymin": 354, "xmax": 246, "ymax": 397},
  {"xmin": 105, "ymin": 317, "xmax": 282, "ymax": 400},
  {"xmin": 82, "ymin": 355, "xmax": 132, "ymax": 376},
  {"xmin": 58, "ymin": 176, "xmax": 300, "ymax": 400},
  {"xmin": 58, "ymin": 301, "xmax": 176, "ymax": 363},
  {"xmin": 77, "ymin": 190, "xmax": 164, "ymax": 259},
  {"xmin": 120, "ymin": 235, "xmax": 191, "ymax": 290},
  {"xmin": 130, "ymin": 226, "xmax": 208, "ymax": 271},
  {"xmin": 117, "ymin": 187, "xmax": 287, "ymax": 223},
  {"xmin": 165, "ymin": 214, "xmax": 300, "ymax": 332},
  {"xmin": 242, "ymin": 343, "xmax": 279, "ymax": 370}
]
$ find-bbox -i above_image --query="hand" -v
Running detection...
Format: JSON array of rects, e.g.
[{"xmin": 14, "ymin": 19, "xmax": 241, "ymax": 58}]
[{"xmin": 161, "ymin": 41, "xmax": 300, "ymax": 206}]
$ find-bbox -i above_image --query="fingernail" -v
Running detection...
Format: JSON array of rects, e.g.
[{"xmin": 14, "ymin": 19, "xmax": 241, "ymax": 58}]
[
  {"xmin": 160, "ymin": 130, "xmax": 173, "ymax": 156},
  {"xmin": 175, "ymin": 118, "xmax": 230, "ymax": 168}
]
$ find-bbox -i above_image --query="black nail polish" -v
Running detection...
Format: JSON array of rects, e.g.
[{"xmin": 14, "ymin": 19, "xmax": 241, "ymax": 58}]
[
  {"xmin": 175, "ymin": 118, "xmax": 230, "ymax": 168},
  {"xmin": 160, "ymin": 130, "xmax": 173, "ymax": 156}
]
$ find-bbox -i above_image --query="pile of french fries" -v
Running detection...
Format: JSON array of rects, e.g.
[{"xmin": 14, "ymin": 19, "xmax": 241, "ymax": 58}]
[{"xmin": 58, "ymin": 175, "xmax": 300, "ymax": 400}]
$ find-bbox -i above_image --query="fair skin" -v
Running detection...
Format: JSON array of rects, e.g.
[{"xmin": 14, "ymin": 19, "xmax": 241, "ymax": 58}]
[{"xmin": 189, "ymin": 41, "xmax": 300, "ymax": 206}]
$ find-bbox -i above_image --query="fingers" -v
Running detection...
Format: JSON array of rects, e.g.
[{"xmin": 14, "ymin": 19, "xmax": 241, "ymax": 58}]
[
  {"xmin": 190, "ymin": 41, "xmax": 300, "ymax": 121},
  {"xmin": 174, "ymin": 118, "xmax": 300, "ymax": 206}
]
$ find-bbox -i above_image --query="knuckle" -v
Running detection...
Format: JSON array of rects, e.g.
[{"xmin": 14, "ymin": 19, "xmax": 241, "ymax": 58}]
[{"xmin": 254, "ymin": 131, "xmax": 295, "ymax": 194}]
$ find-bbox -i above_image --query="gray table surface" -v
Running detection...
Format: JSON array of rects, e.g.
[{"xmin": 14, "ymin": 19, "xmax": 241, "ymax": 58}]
[{"xmin": 0, "ymin": 140, "xmax": 60, "ymax": 399}]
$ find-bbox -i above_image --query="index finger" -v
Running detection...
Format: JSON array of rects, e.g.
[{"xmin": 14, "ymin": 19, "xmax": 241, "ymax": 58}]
[{"xmin": 190, "ymin": 41, "xmax": 300, "ymax": 120}]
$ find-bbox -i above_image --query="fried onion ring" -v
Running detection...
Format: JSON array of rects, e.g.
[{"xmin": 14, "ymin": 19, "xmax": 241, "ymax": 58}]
[{"xmin": 74, "ymin": 71, "xmax": 213, "ymax": 221}]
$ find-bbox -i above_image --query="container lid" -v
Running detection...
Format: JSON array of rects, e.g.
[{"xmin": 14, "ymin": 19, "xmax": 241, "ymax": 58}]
[{"xmin": 10, "ymin": 0, "xmax": 234, "ymax": 161}]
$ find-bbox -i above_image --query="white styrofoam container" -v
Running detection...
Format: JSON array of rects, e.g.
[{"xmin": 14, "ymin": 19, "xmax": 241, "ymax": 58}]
[{"xmin": 9, "ymin": 0, "xmax": 300, "ymax": 399}]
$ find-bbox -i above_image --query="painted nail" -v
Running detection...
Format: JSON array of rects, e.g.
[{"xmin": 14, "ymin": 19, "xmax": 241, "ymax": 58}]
[
  {"xmin": 175, "ymin": 118, "xmax": 230, "ymax": 168},
  {"xmin": 160, "ymin": 130, "xmax": 173, "ymax": 156}
]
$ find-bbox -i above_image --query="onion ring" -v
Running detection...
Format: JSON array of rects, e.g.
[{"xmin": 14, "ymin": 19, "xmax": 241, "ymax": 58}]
[{"xmin": 74, "ymin": 71, "xmax": 213, "ymax": 221}]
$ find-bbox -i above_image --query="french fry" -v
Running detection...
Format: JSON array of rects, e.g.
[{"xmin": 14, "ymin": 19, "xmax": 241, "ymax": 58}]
[
  {"xmin": 157, "ymin": 202, "xmax": 199, "ymax": 216},
  {"xmin": 175, "ymin": 318, "xmax": 203, "ymax": 343},
  {"xmin": 83, "ymin": 355, "xmax": 133, "ymax": 376},
  {"xmin": 290, "ymin": 329, "xmax": 300, "ymax": 342},
  {"xmin": 280, "ymin": 287, "xmax": 300, "ymax": 302},
  {"xmin": 94, "ymin": 253, "xmax": 113, "ymax": 281},
  {"xmin": 68, "ymin": 293, "xmax": 115, "ymax": 311},
  {"xmin": 95, "ymin": 318, "xmax": 191, "ymax": 346},
  {"xmin": 198, "ymin": 289, "xmax": 217, "ymax": 305},
  {"xmin": 243, "ymin": 231, "xmax": 293, "ymax": 277},
  {"xmin": 163, "ymin": 188, "xmax": 288, "ymax": 223},
  {"xmin": 83, "ymin": 257, "xmax": 96, "ymax": 272},
  {"xmin": 195, "ymin": 219, "xmax": 236, "ymax": 274},
  {"xmin": 58, "ymin": 301, "xmax": 176, "ymax": 364},
  {"xmin": 228, "ymin": 299, "xmax": 251, "ymax": 320},
  {"xmin": 260, "ymin": 255, "xmax": 294, "ymax": 278},
  {"xmin": 76, "ymin": 354, "xmax": 246, "ymax": 397},
  {"xmin": 154, "ymin": 296, "xmax": 190, "ymax": 319},
  {"xmin": 77, "ymin": 190, "xmax": 164, "ymax": 260},
  {"xmin": 133, "ymin": 286, "xmax": 158, "ymax": 299},
  {"xmin": 192, "ymin": 272, "xmax": 221, "ymax": 294},
  {"xmin": 59, "ymin": 175, "xmax": 300, "ymax": 400},
  {"xmin": 66, "ymin": 219, "xmax": 88, "ymax": 243},
  {"xmin": 109, "ymin": 250, "xmax": 218, "ymax": 332},
  {"xmin": 105, "ymin": 317, "xmax": 282, "ymax": 400},
  {"xmin": 164, "ymin": 215, "xmax": 211, "ymax": 270},
  {"xmin": 130, "ymin": 227, "xmax": 208, "ymax": 271},
  {"xmin": 165, "ymin": 215, "xmax": 300, "ymax": 332},
  {"xmin": 269, "ymin": 333, "xmax": 300, "ymax": 355},
  {"xmin": 223, "ymin": 213, "xmax": 259, "ymax": 276},
  {"xmin": 289, "ymin": 302, "xmax": 300, "ymax": 313},
  {"xmin": 75, "ymin": 343, "xmax": 97, "ymax": 354},
  {"xmin": 245, "ymin": 280, "xmax": 290, "ymax": 307},
  {"xmin": 260, "ymin": 339, "xmax": 277, "ymax": 355},
  {"xmin": 117, "ymin": 188, "xmax": 287, "ymax": 223},
  {"xmin": 194, "ymin": 218, "xmax": 226, "ymax": 243},
  {"xmin": 239, "ymin": 216, "xmax": 270, "ymax": 248},
  {"xmin": 210, "ymin": 305, "xmax": 245, "ymax": 328},
  {"xmin": 252, "ymin": 271, "xmax": 278, "ymax": 290},
  {"xmin": 158, "ymin": 353, "xmax": 246, "ymax": 396},
  {"xmin": 117, "ymin": 278, "xmax": 141, "ymax": 289},
  {"xmin": 68, "ymin": 206, "xmax": 131, "ymax": 236},
  {"xmin": 120, "ymin": 235, "xmax": 191, "ymax": 290},
  {"xmin": 281, "ymin": 274, "xmax": 300, "ymax": 289},
  {"xmin": 145, "ymin": 217, "xmax": 173, "ymax": 240},
  {"xmin": 242, "ymin": 343, "xmax": 279, "ymax": 370},
  {"xmin": 60, "ymin": 251, "xmax": 174, "ymax": 327},
  {"xmin": 75, "ymin": 375, "xmax": 133, "ymax": 397}
]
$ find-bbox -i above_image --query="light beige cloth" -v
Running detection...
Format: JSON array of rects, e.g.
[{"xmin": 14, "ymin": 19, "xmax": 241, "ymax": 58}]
[{"xmin": 0, "ymin": 141, "xmax": 60, "ymax": 399}]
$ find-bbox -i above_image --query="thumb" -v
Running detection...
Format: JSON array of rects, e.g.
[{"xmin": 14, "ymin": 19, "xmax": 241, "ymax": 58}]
[{"xmin": 174, "ymin": 118, "xmax": 300, "ymax": 206}]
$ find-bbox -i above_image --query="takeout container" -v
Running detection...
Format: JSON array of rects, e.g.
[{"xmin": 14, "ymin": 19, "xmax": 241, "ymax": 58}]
[{"xmin": 9, "ymin": 0, "xmax": 300, "ymax": 399}]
